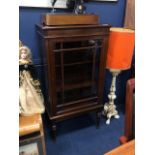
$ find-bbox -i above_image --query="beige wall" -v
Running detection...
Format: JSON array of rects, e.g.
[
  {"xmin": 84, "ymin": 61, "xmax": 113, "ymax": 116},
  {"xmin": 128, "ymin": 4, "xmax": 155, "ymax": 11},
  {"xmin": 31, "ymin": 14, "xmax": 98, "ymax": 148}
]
[{"xmin": 124, "ymin": 0, "xmax": 135, "ymax": 29}]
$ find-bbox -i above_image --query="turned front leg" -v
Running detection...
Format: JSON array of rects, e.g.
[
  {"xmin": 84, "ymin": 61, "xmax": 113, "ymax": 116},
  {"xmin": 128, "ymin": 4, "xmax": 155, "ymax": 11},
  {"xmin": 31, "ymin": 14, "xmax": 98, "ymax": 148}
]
[
  {"xmin": 52, "ymin": 122, "xmax": 57, "ymax": 141},
  {"xmin": 96, "ymin": 112, "xmax": 101, "ymax": 128}
]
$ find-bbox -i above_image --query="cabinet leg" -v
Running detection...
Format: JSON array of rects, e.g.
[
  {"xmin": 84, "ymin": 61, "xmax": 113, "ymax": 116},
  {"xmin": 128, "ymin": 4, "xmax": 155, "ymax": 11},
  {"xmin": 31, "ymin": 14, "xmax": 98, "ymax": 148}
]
[
  {"xmin": 96, "ymin": 112, "xmax": 100, "ymax": 128},
  {"xmin": 52, "ymin": 123, "xmax": 57, "ymax": 141}
]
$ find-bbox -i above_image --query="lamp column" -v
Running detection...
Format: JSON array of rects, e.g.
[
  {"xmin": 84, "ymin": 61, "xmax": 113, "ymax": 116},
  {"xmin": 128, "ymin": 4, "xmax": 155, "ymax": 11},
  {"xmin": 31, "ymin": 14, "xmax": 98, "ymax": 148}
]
[{"xmin": 103, "ymin": 69, "xmax": 120, "ymax": 125}]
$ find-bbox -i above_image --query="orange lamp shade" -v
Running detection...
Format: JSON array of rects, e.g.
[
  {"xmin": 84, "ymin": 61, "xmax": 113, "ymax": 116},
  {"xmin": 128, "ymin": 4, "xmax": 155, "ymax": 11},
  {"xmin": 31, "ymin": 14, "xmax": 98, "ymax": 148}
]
[{"xmin": 106, "ymin": 28, "xmax": 135, "ymax": 70}]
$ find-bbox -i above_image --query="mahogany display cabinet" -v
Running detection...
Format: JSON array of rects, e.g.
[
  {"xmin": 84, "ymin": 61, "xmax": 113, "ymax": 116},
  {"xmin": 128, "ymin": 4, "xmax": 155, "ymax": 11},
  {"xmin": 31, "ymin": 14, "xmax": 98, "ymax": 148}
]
[{"xmin": 36, "ymin": 14, "xmax": 110, "ymax": 140}]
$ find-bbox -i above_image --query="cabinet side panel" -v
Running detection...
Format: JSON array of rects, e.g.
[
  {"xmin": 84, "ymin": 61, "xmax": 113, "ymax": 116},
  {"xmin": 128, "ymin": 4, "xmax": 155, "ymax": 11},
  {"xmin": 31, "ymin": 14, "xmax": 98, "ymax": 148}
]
[{"xmin": 98, "ymin": 35, "xmax": 110, "ymax": 104}]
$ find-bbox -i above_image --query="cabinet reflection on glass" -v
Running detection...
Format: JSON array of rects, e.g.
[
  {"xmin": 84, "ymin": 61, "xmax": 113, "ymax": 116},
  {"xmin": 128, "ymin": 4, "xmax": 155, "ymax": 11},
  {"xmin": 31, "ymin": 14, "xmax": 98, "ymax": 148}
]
[{"xmin": 54, "ymin": 40, "xmax": 101, "ymax": 104}]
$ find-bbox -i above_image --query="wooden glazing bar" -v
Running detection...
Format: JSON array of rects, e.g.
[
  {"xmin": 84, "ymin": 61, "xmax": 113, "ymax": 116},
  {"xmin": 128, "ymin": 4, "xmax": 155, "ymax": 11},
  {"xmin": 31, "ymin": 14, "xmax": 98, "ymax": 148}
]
[
  {"xmin": 92, "ymin": 43, "xmax": 97, "ymax": 84},
  {"xmin": 53, "ymin": 45, "xmax": 102, "ymax": 53},
  {"xmin": 57, "ymin": 102, "xmax": 98, "ymax": 114},
  {"xmin": 57, "ymin": 96, "xmax": 98, "ymax": 108},
  {"xmin": 60, "ymin": 42, "xmax": 65, "ymax": 104},
  {"xmin": 55, "ymin": 60, "xmax": 92, "ymax": 67},
  {"xmin": 56, "ymin": 81, "xmax": 95, "ymax": 92}
]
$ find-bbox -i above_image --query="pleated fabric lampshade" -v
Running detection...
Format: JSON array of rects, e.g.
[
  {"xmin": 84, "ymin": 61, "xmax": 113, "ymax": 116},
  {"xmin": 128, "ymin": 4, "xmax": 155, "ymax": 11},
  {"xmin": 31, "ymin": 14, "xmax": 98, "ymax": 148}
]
[{"xmin": 106, "ymin": 27, "xmax": 135, "ymax": 70}]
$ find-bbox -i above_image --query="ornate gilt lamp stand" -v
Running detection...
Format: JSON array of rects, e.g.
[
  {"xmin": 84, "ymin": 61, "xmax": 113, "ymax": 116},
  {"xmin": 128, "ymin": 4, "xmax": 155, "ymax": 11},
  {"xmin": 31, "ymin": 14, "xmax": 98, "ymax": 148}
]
[
  {"xmin": 103, "ymin": 27, "xmax": 135, "ymax": 125},
  {"xmin": 103, "ymin": 69, "xmax": 120, "ymax": 124}
]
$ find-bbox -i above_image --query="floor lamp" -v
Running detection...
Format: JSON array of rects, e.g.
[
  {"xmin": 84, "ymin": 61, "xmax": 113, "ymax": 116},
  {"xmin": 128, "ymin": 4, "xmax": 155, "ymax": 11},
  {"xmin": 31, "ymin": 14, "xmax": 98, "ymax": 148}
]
[{"xmin": 103, "ymin": 27, "xmax": 135, "ymax": 125}]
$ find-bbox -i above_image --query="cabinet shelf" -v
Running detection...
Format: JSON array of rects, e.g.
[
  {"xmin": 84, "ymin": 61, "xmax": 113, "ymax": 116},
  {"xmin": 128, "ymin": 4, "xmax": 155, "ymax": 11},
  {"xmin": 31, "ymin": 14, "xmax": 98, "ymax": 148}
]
[
  {"xmin": 56, "ymin": 80, "xmax": 96, "ymax": 92},
  {"xmin": 54, "ymin": 45, "xmax": 102, "ymax": 53},
  {"xmin": 56, "ymin": 60, "xmax": 92, "ymax": 67},
  {"xmin": 57, "ymin": 96, "xmax": 98, "ymax": 108}
]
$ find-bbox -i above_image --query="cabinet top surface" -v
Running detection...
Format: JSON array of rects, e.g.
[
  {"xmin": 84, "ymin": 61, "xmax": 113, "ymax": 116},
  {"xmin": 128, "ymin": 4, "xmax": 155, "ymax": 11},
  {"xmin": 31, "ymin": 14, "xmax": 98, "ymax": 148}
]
[{"xmin": 36, "ymin": 24, "xmax": 111, "ymax": 30}]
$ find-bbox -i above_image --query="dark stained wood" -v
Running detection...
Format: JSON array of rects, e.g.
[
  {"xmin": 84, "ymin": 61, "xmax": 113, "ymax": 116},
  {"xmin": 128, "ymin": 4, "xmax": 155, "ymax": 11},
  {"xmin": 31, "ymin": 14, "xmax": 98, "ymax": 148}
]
[
  {"xmin": 98, "ymin": 36, "xmax": 109, "ymax": 104},
  {"xmin": 53, "ymin": 45, "xmax": 102, "ymax": 52},
  {"xmin": 57, "ymin": 96, "xmax": 98, "ymax": 109},
  {"xmin": 57, "ymin": 101, "xmax": 98, "ymax": 114},
  {"xmin": 51, "ymin": 122, "xmax": 56, "ymax": 141},
  {"xmin": 92, "ymin": 46, "xmax": 96, "ymax": 83},
  {"xmin": 60, "ymin": 42, "xmax": 65, "ymax": 104},
  {"xmin": 96, "ymin": 112, "xmax": 100, "ymax": 128},
  {"xmin": 50, "ymin": 104, "xmax": 104, "ymax": 121},
  {"xmin": 42, "ymin": 14, "xmax": 99, "ymax": 26},
  {"xmin": 120, "ymin": 78, "xmax": 135, "ymax": 144},
  {"xmin": 36, "ymin": 14, "xmax": 110, "ymax": 139},
  {"xmin": 56, "ymin": 80, "xmax": 96, "ymax": 92},
  {"xmin": 46, "ymin": 40, "xmax": 57, "ymax": 116},
  {"xmin": 56, "ymin": 60, "xmax": 92, "ymax": 67},
  {"xmin": 36, "ymin": 24, "xmax": 110, "ymax": 40}
]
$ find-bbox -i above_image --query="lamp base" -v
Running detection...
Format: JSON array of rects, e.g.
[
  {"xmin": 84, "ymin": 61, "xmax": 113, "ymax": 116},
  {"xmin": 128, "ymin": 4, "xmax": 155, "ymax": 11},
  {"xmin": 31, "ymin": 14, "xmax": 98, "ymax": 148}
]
[
  {"xmin": 102, "ymin": 69, "xmax": 121, "ymax": 125},
  {"xmin": 103, "ymin": 103, "xmax": 120, "ymax": 124}
]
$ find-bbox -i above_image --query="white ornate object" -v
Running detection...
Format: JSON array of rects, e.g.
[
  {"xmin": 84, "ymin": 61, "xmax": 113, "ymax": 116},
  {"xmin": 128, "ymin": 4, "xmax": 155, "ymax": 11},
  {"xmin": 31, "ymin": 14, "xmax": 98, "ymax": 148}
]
[{"xmin": 103, "ymin": 69, "xmax": 121, "ymax": 124}]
